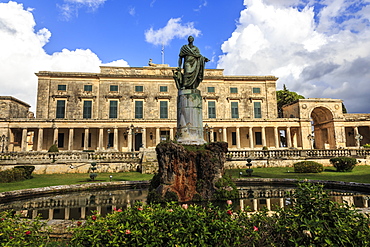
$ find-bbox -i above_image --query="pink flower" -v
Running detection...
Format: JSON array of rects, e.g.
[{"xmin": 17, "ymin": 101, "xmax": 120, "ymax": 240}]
[
  {"xmin": 137, "ymin": 207, "xmax": 143, "ymax": 211},
  {"xmin": 125, "ymin": 229, "xmax": 131, "ymax": 234},
  {"xmin": 227, "ymin": 210, "xmax": 233, "ymax": 215},
  {"xmin": 9, "ymin": 236, "xmax": 14, "ymax": 239},
  {"xmin": 77, "ymin": 221, "xmax": 82, "ymax": 226},
  {"xmin": 226, "ymin": 200, "xmax": 232, "ymax": 205},
  {"xmin": 113, "ymin": 207, "xmax": 117, "ymax": 211},
  {"xmin": 117, "ymin": 209, "xmax": 122, "ymax": 212},
  {"xmin": 253, "ymin": 226, "xmax": 259, "ymax": 231},
  {"xmin": 168, "ymin": 209, "xmax": 173, "ymax": 212},
  {"xmin": 91, "ymin": 215, "xmax": 97, "ymax": 221},
  {"xmin": 25, "ymin": 231, "xmax": 31, "ymax": 235},
  {"xmin": 182, "ymin": 204, "xmax": 188, "ymax": 210}
]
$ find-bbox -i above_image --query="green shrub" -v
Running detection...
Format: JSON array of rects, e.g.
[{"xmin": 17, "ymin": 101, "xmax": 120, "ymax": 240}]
[
  {"xmin": 330, "ymin": 157, "xmax": 357, "ymax": 172},
  {"xmin": 0, "ymin": 211, "xmax": 50, "ymax": 246},
  {"xmin": 214, "ymin": 175, "xmax": 239, "ymax": 200},
  {"xmin": 14, "ymin": 166, "xmax": 35, "ymax": 179},
  {"xmin": 363, "ymin": 144, "xmax": 370, "ymax": 148},
  {"xmin": 294, "ymin": 161, "xmax": 324, "ymax": 173},
  {"xmin": 0, "ymin": 168, "xmax": 26, "ymax": 183},
  {"xmin": 48, "ymin": 144, "xmax": 59, "ymax": 152},
  {"xmin": 70, "ymin": 183, "xmax": 370, "ymax": 246}
]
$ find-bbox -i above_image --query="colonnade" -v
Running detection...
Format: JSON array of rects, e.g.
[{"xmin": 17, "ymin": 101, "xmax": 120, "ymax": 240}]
[{"xmin": 8, "ymin": 124, "xmax": 370, "ymax": 152}]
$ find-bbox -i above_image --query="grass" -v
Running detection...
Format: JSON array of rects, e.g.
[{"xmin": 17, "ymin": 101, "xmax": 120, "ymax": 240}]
[
  {"xmin": 226, "ymin": 165, "xmax": 370, "ymax": 184},
  {"xmin": 1, "ymin": 165, "xmax": 370, "ymax": 193},
  {"xmin": 0, "ymin": 172, "xmax": 153, "ymax": 193}
]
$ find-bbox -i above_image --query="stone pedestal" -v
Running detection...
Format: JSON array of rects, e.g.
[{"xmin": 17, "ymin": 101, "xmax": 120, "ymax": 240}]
[{"xmin": 176, "ymin": 89, "xmax": 205, "ymax": 145}]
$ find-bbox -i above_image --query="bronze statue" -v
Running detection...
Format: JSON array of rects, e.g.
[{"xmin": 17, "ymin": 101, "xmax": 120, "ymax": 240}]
[{"xmin": 173, "ymin": 36, "xmax": 209, "ymax": 89}]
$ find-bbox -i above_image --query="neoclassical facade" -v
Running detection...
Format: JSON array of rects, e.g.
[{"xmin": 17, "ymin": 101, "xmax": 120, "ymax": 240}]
[{"xmin": 0, "ymin": 65, "xmax": 369, "ymax": 152}]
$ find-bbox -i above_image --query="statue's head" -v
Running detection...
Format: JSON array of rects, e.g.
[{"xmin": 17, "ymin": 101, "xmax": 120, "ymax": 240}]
[{"xmin": 188, "ymin": 36, "xmax": 194, "ymax": 43}]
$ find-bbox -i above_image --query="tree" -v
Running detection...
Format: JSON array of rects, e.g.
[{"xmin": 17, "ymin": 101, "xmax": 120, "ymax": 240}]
[{"xmin": 276, "ymin": 85, "xmax": 305, "ymax": 117}]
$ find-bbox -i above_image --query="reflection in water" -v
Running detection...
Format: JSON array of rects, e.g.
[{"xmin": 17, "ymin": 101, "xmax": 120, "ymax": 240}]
[
  {"xmin": 0, "ymin": 186, "xmax": 369, "ymax": 220},
  {"xmin": 0, "ymin": 189, "xmax": 148, "ymax": 220}
]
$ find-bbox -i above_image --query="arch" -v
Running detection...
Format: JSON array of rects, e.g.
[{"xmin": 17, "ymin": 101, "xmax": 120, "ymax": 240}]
[{"xmin": 310, "ymin": 107, "xmax": 335, "ymax": 149}]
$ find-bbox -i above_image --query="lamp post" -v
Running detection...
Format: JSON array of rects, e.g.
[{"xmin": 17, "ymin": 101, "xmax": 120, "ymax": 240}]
[
  {"xmin": 126, "ymin": 124, "xmax": 139, "ymax": 152},
  {"xmin": 218, "ymin": 128, "xmax": 222, "ymax": 142},
  {"xmin": 308, "ymin": 133, "xmax": 315, "ymax": 149},
  {"xmin": 204, "ymin": 124, "xmax": 213, "ymax": 142},
  {"xmin": 107, "ymin": 129, "xmax": 111, "ymax": 149},
  {"xmin": 0, "ymin": 135, "xmax": 8, "ymax": 153}
]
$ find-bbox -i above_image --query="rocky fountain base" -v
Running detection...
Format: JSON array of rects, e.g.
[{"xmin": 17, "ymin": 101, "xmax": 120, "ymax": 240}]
[{"xmin": 148, "ymin": 141, "xmax": 237, "ymax": 203}]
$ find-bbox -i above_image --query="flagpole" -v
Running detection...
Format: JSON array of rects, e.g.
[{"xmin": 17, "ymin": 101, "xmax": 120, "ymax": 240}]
[{"xmin": 161, "ymin": 43, "xmax": 164, "ymax": 64}]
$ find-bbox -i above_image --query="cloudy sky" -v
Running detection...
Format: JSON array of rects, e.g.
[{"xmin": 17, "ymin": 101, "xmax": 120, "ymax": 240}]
[{"xmin": 0, "ymin": 0, "xmax": 369, "ymax": 113}]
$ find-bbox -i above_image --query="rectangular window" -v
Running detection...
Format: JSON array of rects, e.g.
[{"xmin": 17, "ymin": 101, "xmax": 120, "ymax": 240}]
[
  {"xmin": 56, "ymin": 100, "xmax": 65, "ymax": 118},
  {"xmin": 159, "ymin": 86, "xmax": 168, "ymax": 92},
  {"xmin": 207, "ymin": 87, "xmax": 215, "ymax": 93},
  {"xmin": 84, "ymin": 85, "xmax": 92, "ymax": 91},
  {"xmin": 232, "ymin": 132, "xmax": 237, "ymax": 145},
  {"xmin": 58, "ymin": 85, "xmax": 66, "ymax": 91},
  {"xmin": 57, "ymin": 133, "xmax": 64, "ymax": 148},
  {"xmin": 231, "ymin": 102, "xmax": 239, "ymax": 118},
  {"xmin": 135, "ymin": 101, "xmax": 143, "ymax": 119},
  {"xmin": 81, "ymin": 133, "xmax": 92, "ymax": 147},
  {"xmin": 83, "ymin": 101, "xmax": 92, "ymax": 119},
  {"xmin": 254, "ymin": 102, "xmax": 262, "ymax": 118},
  {"xmin": 230, "ymin": 87, "xmax": 238, "ymax": 93},
  {"xmin": 160, "ymin": 101, "xmax": 168, "ymax": 119},
  {"xmin": 110, "ymin": 85, "xmax": 118, "ymax": 92},
  {"xmin": 208, "ymin": 101, "xmax": 216, "ymax": 118},
  {"xmin": 135, "ymin": 85, "xmax": 144, "ymax": 92},
  {"xmin": 109, "ymin": 101, "xmax": 118, "ymax": 118},
  {"xmin": 255, "ymin": 132, "xmax": 262, "ymax": 145},
  {"xmin": 253, "ymin": 87, "xmax": 261, "ymax": 93}
]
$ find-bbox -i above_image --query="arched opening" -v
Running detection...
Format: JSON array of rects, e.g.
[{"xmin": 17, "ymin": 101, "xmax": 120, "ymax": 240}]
[{"xmin": 310, "ymin": 107, "xmax": 335, "ymax": 149}]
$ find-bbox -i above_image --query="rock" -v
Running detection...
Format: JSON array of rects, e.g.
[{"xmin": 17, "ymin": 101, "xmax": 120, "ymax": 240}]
[{"xmin": 149, "ymin": 141, "xmax": 228, "ymax": 202}]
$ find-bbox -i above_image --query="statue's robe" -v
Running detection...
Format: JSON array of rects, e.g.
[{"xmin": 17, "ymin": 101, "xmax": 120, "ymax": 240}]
[{"xmin": 179, "ymin": 44, "xmax": 206, "ymax": 89}]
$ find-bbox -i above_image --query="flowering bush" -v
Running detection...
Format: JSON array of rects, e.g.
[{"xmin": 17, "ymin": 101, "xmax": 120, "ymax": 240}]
[
  {"xmin": 0, "ymin": 211, "xmax": 50, "ymax": 246},
  {"xmin": 71, "ymin": 183, "xmax": 370, "ymax": 246}
]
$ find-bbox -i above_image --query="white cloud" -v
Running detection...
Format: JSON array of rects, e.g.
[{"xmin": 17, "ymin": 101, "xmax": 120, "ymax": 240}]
[
  {"xmin": 145, "ymin": 18, "xmax": 201, "ymax": 46},
  {"xmin": 129, "ymin": 7, "xmax": 135, "ymax": 16},
  {"xmin": 58, "ymin": 0, "xmax": 107, "ymax": 20},
  {"xmin": 0, "ymin": 1, "xmax": 129, "ymax": 112},
  {"xmin": 218, "ymin": 0, "xmax": 370, "ymax": 113}
]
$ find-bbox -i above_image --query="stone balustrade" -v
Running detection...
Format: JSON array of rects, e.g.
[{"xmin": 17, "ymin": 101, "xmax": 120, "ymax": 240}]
[{"xmin": 227, "ymin": 149, "xmax": 370, "ymax": 160}]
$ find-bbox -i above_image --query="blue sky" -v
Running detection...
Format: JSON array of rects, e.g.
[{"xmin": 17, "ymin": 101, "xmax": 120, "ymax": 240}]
[{"xmin": 0, "ymin": 0, "xmax": 370, "ymax": 113}]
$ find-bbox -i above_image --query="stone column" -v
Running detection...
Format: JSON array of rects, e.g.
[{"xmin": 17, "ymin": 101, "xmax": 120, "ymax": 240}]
[
  {"xmin": 169, "ymin": 127, "xmax": 174, "ymax": 140},
  {"xmin": 210, "ymin": 128, "xmax": 214, "ymax": 142},
  {"xmin": 48, "ymin": 209, "xmax": 54, "ymax": 220},
  {"xmin": 128, "ymin": 130, "xmax": 133, "ymax": 151},
  {"xmin": 274, "ymin": 127, "xmax": 279, "ymax": 148},
  {"xmin": 113, "ymin": 128, "xmax": 118, "ymax": 150},
  {"xmin": 266, "ymin": 198, "xmax": 271, "ymax": 211},
  {"xmin": 80, "ymin": 207, "xmax": 86, "ymax": 219},
  {"xmin": 68, "ymin": 128, "xmax": 74, "ymax": 151},
  {"xmin": 64, "ymin": 208, "xmax": 70, "ymax": 220},
  {"xmin": 37, "ymin": 128, "xmax": 43, "ymax": 151},
  {"xmin": 236, "ymin": 127, "xmax": 241, "ymax": 149},
  {"xmin": 286, "ymin": 127, "xmax": 292, "ymax": 148},
  {"xmin": 53, "ymin": 128, "xmax": 58, "ymax": 145},
  {"xmin": 84, "ymin": 128, "xmax": 89, "ymax": 150},
  {"xmin": 155, "ymin": 128, "xmax": 160, "ymax": 145},
  {"xmin": 223, "ymin": 127, "xmax": 227, "ymax": 143},
  {"xmin": 98, "ymin": 128, "xmax": 103, "ymax": 151},
  {"xmin": 253, "ymin": 199, "xmax": 258, "ymax": 211},
  {"xmin": 21, "ymin": 128, "xmax": 28, "ymax": 152},
  {"xmin": 249, "ymin": 127, "xmax": 254, "ymax": 149},
  {"xmin": 261, "ymin": 127, "xmax": 266, "ymax": 147},
  {"xmin": 177, "ymin": 89, "xmax": 205, "ymax": 145},
  {"xmin": 142, "ymin": 128, "xmax": 147, "ymax": 148}
]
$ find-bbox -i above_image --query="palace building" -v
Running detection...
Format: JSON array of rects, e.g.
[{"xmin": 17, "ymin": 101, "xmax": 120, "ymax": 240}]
[{"xmin": 1, "ymin": 65, "xmax": 370, "ymax": 153}]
